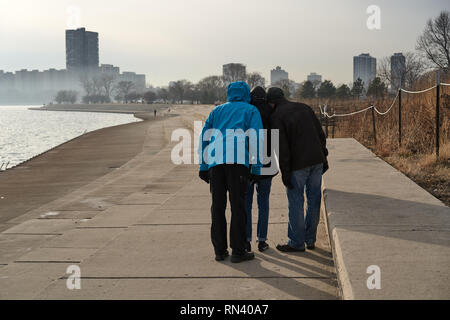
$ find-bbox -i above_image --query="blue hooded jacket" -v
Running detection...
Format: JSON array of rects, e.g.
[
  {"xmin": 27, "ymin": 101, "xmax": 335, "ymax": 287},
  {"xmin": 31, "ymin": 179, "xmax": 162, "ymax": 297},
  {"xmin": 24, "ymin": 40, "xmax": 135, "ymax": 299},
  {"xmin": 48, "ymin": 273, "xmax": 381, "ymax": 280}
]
[{"xmin": 199, "ymin": 81, "xmax": 264, "ymax": 175}]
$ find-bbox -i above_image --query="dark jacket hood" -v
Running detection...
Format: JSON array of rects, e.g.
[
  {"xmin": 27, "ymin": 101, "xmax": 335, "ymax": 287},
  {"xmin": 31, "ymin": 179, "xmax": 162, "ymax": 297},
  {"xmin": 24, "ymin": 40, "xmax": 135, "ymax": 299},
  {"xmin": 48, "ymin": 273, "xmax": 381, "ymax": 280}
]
[
  {"xmin": 266, "ymin": 87, "xmax": 286, "ymax": 105},
  {"xmin": 250, "ymin": 86, "xmax": 266, "ymax": 103},
  {"xmin": 227, "ymin": 81, "xmax": 251, "ymax": 103}
]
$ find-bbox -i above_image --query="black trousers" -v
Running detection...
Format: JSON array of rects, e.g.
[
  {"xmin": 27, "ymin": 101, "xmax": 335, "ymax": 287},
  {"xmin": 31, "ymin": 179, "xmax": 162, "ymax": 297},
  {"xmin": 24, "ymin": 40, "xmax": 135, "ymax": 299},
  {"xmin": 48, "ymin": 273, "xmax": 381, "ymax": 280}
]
[{"xmin": 209, "ymin": 164, "xmax": 249, "ymax": 255}]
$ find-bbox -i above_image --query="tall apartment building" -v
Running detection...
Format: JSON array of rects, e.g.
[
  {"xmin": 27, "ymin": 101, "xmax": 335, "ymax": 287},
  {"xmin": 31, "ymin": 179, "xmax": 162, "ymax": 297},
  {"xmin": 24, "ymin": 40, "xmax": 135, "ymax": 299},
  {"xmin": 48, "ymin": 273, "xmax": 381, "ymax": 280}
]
[
  {"xmin": 390, "ymin": 53, "xmax": 406, "ymax": 91},
  {"xmin": 307, "ymin": 72, "xmax": 322, "ymax": 87},
  {"xmin": 353, "ymin": 53, "xmax": 376, "ymax": 89},
  {"xmin": 66, "ymin": 27, "xmax": 99, "ymax": 72},
  {"xmin": 270, "ymin": 66, "xmax": 289, "ymax": 85},
  {"xmin": 222, "ymin": 63, "xmax": 246, "ymax": 83}
]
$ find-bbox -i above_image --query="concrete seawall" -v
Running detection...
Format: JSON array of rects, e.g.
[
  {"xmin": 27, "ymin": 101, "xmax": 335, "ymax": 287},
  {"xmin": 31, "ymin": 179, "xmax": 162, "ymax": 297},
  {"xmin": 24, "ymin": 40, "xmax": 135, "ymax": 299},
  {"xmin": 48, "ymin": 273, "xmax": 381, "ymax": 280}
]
[{"xmin": 323, "ymin": 138, "xmax": 450, "ymax": 299}]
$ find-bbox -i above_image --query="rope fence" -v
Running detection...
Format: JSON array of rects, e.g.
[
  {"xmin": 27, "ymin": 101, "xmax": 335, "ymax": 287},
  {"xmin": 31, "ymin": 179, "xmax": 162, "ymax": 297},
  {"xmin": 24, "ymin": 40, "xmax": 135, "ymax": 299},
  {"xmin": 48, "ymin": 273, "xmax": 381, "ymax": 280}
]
[
  {"xmin": 317, "ymin": 75, "xmax": 449, "ymax": 158},
  {"xmin": 400, "ymin": 85, "xmax": 437, "ymax": 94}
]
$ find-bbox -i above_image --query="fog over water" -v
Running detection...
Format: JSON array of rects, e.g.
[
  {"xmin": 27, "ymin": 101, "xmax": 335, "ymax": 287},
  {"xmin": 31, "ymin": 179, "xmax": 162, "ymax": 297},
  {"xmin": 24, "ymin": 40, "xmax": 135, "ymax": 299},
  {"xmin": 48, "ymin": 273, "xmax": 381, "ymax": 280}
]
[{"xmin": 0, "ymin": 106, "xmax": 140, "ymax": 170}]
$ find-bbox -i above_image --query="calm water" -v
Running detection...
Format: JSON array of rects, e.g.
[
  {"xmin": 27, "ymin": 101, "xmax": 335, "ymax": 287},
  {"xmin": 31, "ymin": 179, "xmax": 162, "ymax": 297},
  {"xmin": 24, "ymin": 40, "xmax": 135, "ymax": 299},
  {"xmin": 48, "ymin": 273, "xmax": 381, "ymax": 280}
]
[{"xmin": 0, "ymin": 106, "xmax": 141, "ymax": 170}]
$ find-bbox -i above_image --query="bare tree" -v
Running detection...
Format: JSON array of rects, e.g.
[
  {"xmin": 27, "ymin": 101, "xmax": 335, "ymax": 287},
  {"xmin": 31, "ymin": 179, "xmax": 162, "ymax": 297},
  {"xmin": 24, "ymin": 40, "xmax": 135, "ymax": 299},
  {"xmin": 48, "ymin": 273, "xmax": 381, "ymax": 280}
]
[
  {"xmin": 169, "ymin": 80, "xmax": 191, "ymax": 104},
  {"xmin": 79, "ymin": 75, "xmax": 94, "ymax": 97},
  {"xmin": 55, "ymin": 90, "xmax": 78, "ymax": 104},
  {"xmin": 115, "ymin": 81, "xmax": 134, "ymax": 103},
  {"xmin": 90, "ymin": 76, "xmax": 104, "ymax": 96},
  {"xmin": 143, "ymin": 91, "xmax": 157, "ymax": 104},
  {"xmin": 186, "ymin": 84, "xmax": 200, "ymax": 104},
  {"xmin": 416, "ymin": 11, "xmax": 450, "ymax": 71},
  {"xmin": 197, "ymin": 76, "xmax": 226, "ymax": 104},
  {"xmin": 99, "ymin": 74, "xmax": 116, "ymax": 100},
  {"xmin": 158, "ymin": 88, "xmax": 169, "ymax": 103},
  {"xmin": 246, "ymin": 72, "xmax": 266, "ymax": 89},
  {"xmin": 223, "ymin": 63, "xmax": 246, "ymax": 84}
]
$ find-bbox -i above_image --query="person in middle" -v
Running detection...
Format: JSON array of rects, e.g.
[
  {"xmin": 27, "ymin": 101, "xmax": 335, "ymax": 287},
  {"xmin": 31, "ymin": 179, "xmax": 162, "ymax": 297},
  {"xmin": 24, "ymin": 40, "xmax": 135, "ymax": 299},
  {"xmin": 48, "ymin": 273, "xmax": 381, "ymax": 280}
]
[{"xmin": 245, "ymin": 86, "xmax": 278, "ymax": 252}]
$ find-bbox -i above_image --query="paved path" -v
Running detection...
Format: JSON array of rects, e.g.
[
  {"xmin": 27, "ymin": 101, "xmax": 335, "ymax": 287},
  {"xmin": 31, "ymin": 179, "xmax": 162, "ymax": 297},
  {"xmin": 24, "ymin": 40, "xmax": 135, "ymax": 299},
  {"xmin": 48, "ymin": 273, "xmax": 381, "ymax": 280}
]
[{"xmin": 0, "ymin": 105, "xmax": 338, "ymax": 299}]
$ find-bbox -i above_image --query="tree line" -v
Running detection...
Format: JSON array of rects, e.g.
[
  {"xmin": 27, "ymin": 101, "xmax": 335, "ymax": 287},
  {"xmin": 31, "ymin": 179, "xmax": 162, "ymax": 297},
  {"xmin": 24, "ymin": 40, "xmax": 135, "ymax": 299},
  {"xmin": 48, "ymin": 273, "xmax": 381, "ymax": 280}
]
[{"xmin": 54, "ymin": 72, "xmax": 265, "ymax": 105}]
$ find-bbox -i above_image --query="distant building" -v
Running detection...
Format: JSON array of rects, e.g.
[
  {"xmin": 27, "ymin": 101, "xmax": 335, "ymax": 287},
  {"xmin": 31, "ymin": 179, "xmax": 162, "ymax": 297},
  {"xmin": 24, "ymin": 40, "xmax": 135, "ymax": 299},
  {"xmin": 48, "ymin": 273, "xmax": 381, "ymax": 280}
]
[
  {"xmin": 353, "ymin": 53, "xmax": 376, "ymax": 89},
  {"xmin": 119, "ymin": 71, "xmax": 146, "ymax": 92},
  {"xmin": 307, "ymin": 72, "xmax": 322, "ymax": 88},
  {"xmin": 99, "ymin": 64, "xmax": 120, "ymax": 76},
  {"xmin": 223, "ymin": 63, "xmax": 246, "ymax": 83},
  {"xmin": 307, "ymin": 72, "xmax": 322, "ymax": 83},
  {"xmin": 270, "ymin": 66, "xmax": 289, "ymax": 85},
  {"xmin": 0, "ymin": 68, "xmax": 78, "ymax": 104},
  {"xmin": 66, "ymin": 28, "xmax": 99, "ymax": 73},
  {"xmin": 390, "ymin": 53, "xmax": 406, "ymax": 92}
]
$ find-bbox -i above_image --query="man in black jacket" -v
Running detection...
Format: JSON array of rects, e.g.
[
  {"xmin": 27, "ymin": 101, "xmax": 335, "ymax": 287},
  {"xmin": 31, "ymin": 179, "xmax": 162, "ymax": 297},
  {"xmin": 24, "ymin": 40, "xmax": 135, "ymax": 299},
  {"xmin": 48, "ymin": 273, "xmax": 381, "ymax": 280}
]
[{"xmin": 267, "ymin": 87, "xmax": 328, "ymax": 252}]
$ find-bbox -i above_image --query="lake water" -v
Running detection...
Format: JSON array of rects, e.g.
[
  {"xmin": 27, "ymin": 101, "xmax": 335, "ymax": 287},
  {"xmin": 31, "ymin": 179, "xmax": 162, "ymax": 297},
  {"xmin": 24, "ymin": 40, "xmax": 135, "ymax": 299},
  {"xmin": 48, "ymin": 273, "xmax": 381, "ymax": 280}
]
[{"xmin": 0, "ymin": 106, "xmax": 141, "ymax": 170}]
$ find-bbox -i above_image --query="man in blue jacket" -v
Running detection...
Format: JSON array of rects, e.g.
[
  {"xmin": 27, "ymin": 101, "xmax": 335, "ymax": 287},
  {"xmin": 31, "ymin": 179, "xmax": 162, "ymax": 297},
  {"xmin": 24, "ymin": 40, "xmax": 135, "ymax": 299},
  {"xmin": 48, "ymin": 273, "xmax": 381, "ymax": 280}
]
[{"xmin": 198, "ymin": 81, "xmax": 263, "ymax": 263}]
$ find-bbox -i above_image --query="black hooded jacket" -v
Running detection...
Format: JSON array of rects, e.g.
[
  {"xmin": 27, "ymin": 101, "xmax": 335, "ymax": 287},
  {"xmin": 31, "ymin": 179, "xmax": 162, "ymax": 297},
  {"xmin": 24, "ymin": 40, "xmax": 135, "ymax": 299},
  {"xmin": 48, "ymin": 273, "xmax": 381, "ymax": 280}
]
[
  {"xmin": 250, "ymin": 86, "xmax": 278, "ymax": 178},
  {"xmin": 270, "ymin": 98, "xmax": 327, "ymax": 180}
]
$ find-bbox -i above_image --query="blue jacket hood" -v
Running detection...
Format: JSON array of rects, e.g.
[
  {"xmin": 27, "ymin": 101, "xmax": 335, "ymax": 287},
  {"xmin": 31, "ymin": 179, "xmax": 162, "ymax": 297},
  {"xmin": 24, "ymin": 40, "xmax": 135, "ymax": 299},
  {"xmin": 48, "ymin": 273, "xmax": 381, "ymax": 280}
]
[{"xmin": 226, "ymin": 81, "xmax": 251, "ymax": 103}]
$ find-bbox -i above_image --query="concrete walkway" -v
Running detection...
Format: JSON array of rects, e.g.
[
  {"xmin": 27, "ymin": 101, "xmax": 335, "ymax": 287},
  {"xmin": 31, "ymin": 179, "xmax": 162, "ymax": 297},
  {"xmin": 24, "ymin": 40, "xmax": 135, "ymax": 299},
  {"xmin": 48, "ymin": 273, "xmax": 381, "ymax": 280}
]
[
  {"xmin": 324, "ymin": 138, "xmax": 450, "ymax": 299},
  {"xmin": 0, "ymin": 105, "xmax": 338, "ymax": 299}
]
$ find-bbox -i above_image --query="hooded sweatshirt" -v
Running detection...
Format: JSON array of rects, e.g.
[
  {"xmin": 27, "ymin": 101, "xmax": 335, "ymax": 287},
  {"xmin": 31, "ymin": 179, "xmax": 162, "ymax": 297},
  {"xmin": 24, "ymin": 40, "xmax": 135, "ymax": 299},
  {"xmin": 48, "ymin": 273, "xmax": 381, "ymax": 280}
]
[
  {"xmin": 250, "ymin": 86, "xmax": 278, "ymax": 178},
  {"xmin": 199, "ymin": 81, "xmax": 264, "ymax": 175}
]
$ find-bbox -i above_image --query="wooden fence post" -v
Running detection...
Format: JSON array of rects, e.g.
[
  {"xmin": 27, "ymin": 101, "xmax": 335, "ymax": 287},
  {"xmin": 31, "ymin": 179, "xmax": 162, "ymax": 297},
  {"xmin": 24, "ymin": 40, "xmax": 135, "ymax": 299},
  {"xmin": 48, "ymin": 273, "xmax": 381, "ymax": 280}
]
[
  {"xmin": 398, "ymin": 89, "xmax": 402, "ymax": 147},
  {"xmin": 436, "ymin": 70, "xmax": 440, "ymax": 158},
  {"xmin": 371, "ymin": 105, "xmax": 377, "ymax": 145}
]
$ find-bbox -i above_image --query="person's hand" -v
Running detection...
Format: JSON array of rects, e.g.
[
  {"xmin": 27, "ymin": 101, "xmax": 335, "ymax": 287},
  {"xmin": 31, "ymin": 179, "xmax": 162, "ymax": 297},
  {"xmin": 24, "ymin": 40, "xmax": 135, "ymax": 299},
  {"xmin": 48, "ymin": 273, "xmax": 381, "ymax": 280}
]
[
  {"xmin": 281, "ymin": 171, "xmax": 294, "ymax": 189},
  {"xmin": 322, "ymin": 160, "xmax": 329, "ymax": 175},
  {"xmin": 199, "ymin": 170, "xmax": 210, "ymax": 184}
]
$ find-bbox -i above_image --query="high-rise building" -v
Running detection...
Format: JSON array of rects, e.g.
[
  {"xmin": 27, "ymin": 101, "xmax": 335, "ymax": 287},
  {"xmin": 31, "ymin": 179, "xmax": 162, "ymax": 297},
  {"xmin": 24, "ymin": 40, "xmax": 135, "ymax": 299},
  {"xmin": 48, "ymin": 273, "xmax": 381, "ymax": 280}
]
[
  {"xmin": 390, "ymin": 53, "xmax": 406, "ymax": 92},
  {"xmin": 307, "ymin": 72, "xmax": 322, "ymax": 86},
  {"xmin": 222, "ymin": 63, "xmax": 246, "ymax": 83},
  {"xmin": 66, "ymin": 27, "xmax": 99, "ymax": 72},
  {"xmin": 270, "ymin": 66, "xmax": 289, "ymax": 85},
  {"xmin": 353, "ymin": 53, "xmax": 376, "ymax": 89}
]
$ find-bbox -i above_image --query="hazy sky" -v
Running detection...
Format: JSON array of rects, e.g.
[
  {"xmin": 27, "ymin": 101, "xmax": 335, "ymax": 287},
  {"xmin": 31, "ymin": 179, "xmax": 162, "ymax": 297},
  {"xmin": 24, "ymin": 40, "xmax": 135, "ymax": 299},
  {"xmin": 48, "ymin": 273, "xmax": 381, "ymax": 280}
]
[{"xmin": 0, "ymin": 0, "xmax": 448, "ymax": 87}]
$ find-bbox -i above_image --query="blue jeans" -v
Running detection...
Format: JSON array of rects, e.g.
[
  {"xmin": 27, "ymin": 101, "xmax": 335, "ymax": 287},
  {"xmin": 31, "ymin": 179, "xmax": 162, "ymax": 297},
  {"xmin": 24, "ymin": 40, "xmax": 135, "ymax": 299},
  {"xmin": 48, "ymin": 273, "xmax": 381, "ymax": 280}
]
[
  {"xmin": 244, "ymin": 177, "xmax": 272, "ymax": 242},
  {"xmin": 286, "ymin": 164, "xmax": 323, "ymax": 249}
]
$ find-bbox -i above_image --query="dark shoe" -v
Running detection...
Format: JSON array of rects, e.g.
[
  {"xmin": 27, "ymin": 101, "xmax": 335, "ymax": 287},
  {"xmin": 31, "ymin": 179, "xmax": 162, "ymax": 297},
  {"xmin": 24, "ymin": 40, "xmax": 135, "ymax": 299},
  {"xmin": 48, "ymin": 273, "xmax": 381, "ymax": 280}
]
[
  {"xmin": 231, "ymin": 251, "xmax": 255, "ymax": 263},
  {"xmin": 306, "ymin": 243, "xmax": 315, "ymax": 250},
  {"xmin": 276, "ymin": 244, "xmax": 305, "ymax": 252},
  {"xmin": 258, "ymin": 241, "xmax": 269, "ymax": 252},
  {"xmin": 215, "ymin": 250, "xmax": 229, "ymax": 261},
  {"xmin": 245, "ymin": 241, "xmax": 252, "ymax": 252}
]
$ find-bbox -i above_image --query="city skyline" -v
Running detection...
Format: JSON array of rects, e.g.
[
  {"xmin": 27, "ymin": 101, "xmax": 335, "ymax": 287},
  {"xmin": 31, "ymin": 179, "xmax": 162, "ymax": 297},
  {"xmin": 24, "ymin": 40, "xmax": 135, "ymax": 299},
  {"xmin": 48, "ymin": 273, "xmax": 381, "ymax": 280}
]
[{"xmin": 0, "ymin": 0, "xmax": 448, "ymax": 87}]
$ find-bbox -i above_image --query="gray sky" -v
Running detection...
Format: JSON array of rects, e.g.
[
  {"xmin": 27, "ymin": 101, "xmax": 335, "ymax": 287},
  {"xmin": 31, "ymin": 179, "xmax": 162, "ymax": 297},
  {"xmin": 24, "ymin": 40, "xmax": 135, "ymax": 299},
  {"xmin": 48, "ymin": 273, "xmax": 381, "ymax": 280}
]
[{"xmin": 0, "ymin": 0, "xmax": 448, "ymax": 87}]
